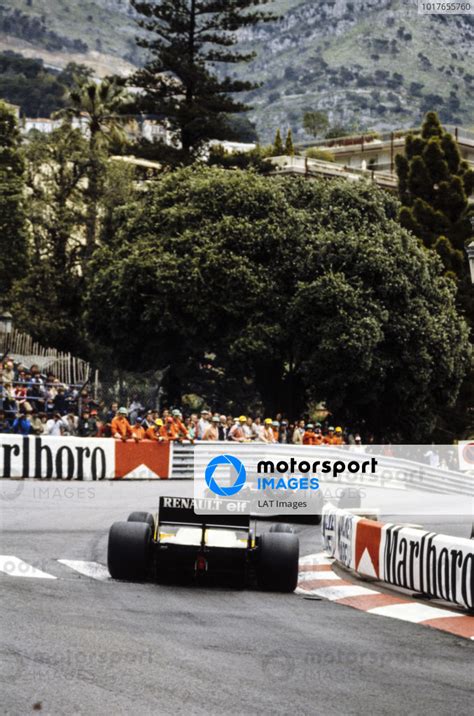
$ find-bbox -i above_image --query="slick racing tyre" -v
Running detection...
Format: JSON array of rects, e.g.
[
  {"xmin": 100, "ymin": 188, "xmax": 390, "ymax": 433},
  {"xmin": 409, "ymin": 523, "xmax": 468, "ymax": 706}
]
[
  {"xmin": 258, "ymin": 532, "xmax": 299, "ymax": 593},
  {"xmin": 108, "ymin": 521, "xmax": 151, "ymax": 581},
  {"xmin": 127, "ymin": 511, "xmax": 155, "ymax": 529},
  {"xmin": 269, "ymin": 523, "xmax": 294, "ymax": 534}
]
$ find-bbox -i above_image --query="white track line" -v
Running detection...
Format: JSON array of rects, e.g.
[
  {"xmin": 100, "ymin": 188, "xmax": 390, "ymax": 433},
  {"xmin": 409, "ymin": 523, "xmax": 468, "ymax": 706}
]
[
  {"xmin": 368, "ymin": 602, "xmax": 465, "ymax": 623},
  {"xmin": 58, "ymin": 560, "xmax": 110, "ymax": 581},
  {"xmin": 0, "ymin": 555, "xmax": 57, "ymax": 579}
]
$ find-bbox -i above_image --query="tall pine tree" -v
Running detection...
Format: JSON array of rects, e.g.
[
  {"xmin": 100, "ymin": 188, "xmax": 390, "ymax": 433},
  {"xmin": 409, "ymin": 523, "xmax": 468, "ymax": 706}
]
[
  {"xmin": 0, "ymin": 101, "xmax": 28, "ymax": 298},
  {"xmin": 396, "ymin": 111, "xmax": 474, "ymax": 277},
  {"xmin": 396, "ymin": 111, "xmax": 474, "ymax": 440},
  {"xmin": 131, "ymin": 0, "xmax": 276, "ymax": 159}
]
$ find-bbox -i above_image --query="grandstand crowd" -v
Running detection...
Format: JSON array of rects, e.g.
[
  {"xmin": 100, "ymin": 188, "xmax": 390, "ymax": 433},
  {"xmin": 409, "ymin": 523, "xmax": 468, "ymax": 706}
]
[{"xmin": 0, "ymin": 359, "xmax": 361, "ymax": 445}]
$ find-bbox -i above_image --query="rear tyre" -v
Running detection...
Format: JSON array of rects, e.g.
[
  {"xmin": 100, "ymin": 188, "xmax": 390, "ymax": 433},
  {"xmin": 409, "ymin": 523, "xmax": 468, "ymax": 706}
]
[
  {"xmin": 269, "ymin": 523, "xmax": 294, "ymax": 534},
  {"xmin": 127, "ymin": 511, "xmax": 155, "ymax": 529},
  {"xmin": 108, "ymin": 521, "xmax": 151, "ymax": 581},
  {"xmin": 257, "ymin": 532, "xmax": 299, "ymax": 592}
]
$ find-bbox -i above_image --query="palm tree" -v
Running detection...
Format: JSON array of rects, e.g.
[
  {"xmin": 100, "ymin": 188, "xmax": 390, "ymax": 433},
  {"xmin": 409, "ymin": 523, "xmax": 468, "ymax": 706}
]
[{"xmin": 57, "ymin": 77, "xmax": 130, "ymax": 257}]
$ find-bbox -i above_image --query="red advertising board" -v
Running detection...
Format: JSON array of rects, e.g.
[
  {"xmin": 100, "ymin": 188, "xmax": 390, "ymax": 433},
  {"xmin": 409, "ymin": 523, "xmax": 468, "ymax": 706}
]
[{"xmin": 114, "ymin": 440, "xmax": 171, "ymax": 479}]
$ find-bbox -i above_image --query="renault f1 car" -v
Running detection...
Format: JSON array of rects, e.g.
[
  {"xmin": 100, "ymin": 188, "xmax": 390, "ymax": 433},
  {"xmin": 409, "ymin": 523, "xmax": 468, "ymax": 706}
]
[{"xmin": 107, "ymin": 496, "xmax": 299, "ymax": 592}]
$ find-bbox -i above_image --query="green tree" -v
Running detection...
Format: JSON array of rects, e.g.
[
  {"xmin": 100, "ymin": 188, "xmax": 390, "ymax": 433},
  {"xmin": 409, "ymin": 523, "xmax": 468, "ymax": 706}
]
[
  {"xmin": 10, "ymin": 124, "xmax": 89, "ymax": 351},
  {"xmin": 131, "ymin": 0, "xmax": 276, "ymax": 159},
  {"xmin": 285, "ymin": 128, "xmax": 294, "ymax": 155},
  {"xmin": 57, "ymin": 77, "xmax": 130, "ymax": 257},
  {"xmin": 273, "ymin": 128, "xmax": 284, "ymax": 155},
  {"xmin": 0, "ymin": 101, "xmax": 28, "ymax": 297},
  {"xmin": 84, "ymin": 169, "xmax": 469, "ymax": 440},
  {"xmin": 395, "ymin": 111, "xmax": 474, "ymax": 276},
  {"xmin": 302, "ymin": 110, "xmax": 329, "ymax": 138}
]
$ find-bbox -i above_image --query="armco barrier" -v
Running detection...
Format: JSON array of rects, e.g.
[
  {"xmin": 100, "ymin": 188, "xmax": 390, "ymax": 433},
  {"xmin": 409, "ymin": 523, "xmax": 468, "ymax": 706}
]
[
  {"xmin": 0, "ymin": 434, "xmax": 171, "ymax": 480},
  {"xmin": 322, "ymin": 503, "xmax": 474, "ymax": 610}
]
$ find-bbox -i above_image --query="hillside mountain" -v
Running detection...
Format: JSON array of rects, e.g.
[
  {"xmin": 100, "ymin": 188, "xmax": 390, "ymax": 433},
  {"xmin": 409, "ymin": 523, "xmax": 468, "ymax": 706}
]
[{"xmin": 0, "ymin": 0, "xmax": 472, "ymax": 141}]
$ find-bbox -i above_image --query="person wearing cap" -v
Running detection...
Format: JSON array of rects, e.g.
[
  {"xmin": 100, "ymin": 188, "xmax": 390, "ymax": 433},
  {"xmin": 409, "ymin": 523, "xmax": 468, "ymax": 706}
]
[
  {"xmin": 313, "ymin": 427, "xmax": 324, "ymax": 445},
  {"xmin": 197, "ymin": 409, "xmax": 211, "ymax": 440},
  {"xmin": 323, "ymin": 426, "xmax": 336, "ymax": 445},
  {"xmin": 332, "ymin": 426, "xmax": 345, "ymax": 446},
  {"xmin": 203, "ymin": 415, "xmax": 220, "ymax": 441},
  {"xmin": 111, "ymin": 407, "xmax": 133, "ymax": 441},
  {"xmin": 145, "ymin": 418, "xmax": 165, "ymax": 441},
  {"xmin": 131, "ymin": 416, "xmax": 146, "ymax": 442},
  {"xmin": 171, "ymin": 409, "xmax": 189, "ymax": 440},
  {"xmin": 262, "ymin": 418, "xmax": 275, "ymax": 443},
  {"xmin": 303, "ymin": 423, "xmax": 319, "ymax": 446},
  {"xmin": 228, "ymin": 415, "xmax": 248, "ymax": 442}
]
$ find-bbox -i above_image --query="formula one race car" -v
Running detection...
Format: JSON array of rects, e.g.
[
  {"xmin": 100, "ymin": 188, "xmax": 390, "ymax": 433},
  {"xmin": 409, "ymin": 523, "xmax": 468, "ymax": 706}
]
[{"xmin": 107, "ymin": 496, "xmax": 299, "ymax": 592}]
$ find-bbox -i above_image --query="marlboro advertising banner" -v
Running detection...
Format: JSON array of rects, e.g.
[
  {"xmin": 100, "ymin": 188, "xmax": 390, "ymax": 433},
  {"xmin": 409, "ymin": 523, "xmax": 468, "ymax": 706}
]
[
  {"xmin": 381, "ymin": 524, "xmax": 473, "ymax": 610},
  {"xmin": 323, "ymin": 503, "xmax": 473, "ymax": 610},
  {"xmin": 0, "ymin": 435, "xmax": 171, "ymax": 480}
]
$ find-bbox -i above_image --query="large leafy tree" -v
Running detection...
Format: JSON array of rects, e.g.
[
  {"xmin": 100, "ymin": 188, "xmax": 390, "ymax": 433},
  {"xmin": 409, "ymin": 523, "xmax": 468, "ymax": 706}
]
[
  {"xmin": 0, "ymin": 101, "xmax": 28, "ymax": 297},
  {"xmin": 131, "ymin": 0, "xmax": 276, "ymax": 159},
  {"xmin": 10, "ymin": 124, "xmax": 89, "ymax": 352},
  {"xmin": 84, "ymin": 168, "xmax": 470, "ymax": 440}
]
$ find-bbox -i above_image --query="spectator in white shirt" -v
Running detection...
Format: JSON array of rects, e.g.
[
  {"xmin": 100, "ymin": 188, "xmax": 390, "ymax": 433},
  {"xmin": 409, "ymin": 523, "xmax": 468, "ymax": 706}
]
[
  {"xmin": 197, "ymin": 409, "xmax": 211, "ymax": 440},
  {"xmin": 46, "ymin": 412, "xmax": 65, "ymax": 437}
]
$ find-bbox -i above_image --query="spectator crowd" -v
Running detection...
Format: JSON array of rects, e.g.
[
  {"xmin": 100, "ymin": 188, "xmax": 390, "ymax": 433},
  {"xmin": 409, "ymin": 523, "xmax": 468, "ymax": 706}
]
[{"xmin": 0, "ymin": 358, "xmax": 362, "ymax": 445}]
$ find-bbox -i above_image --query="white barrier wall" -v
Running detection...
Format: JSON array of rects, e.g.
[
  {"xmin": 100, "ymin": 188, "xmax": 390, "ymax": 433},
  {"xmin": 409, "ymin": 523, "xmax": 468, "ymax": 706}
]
[{"xmin": 322, "ymin": 503, "xmax": 474, "ymax": 610}]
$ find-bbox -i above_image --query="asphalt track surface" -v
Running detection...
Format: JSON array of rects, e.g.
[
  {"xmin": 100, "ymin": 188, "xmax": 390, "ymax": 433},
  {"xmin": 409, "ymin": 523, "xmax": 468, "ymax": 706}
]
[{"xmin": 1, "ymin": 479, "xmax": 473, "ymax": 716}]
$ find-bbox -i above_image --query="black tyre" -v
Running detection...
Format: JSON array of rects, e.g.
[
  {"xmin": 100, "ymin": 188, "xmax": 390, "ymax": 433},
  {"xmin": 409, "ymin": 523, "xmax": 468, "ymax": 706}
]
[
  {"xmin": 305, "ymin": 513, "xmax": 322, "ymax": 525},
  {"xmin": 269, "ymin": 523, "xmax": 294, "ymax": 534},
  {"xmin": 257, "ymin": 532, "xmax": 299, "ymax": 592},
  {"xmin": 128, "ymin": 511, "xmax": 155, "ymax": 529},
  {"xmin": 107, "ymin": 521, "xmax": 151, "ymax": 581}
]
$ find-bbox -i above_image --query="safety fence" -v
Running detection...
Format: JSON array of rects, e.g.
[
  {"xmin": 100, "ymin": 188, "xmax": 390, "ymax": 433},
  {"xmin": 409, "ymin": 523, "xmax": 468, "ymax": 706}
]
[
  {"xmin": 0, "ymin": 328, "xmax": 92, "ymax": 386},
  {"xmin": 322, "ymin": 503, "xmax": 473, "ymax": 611}
]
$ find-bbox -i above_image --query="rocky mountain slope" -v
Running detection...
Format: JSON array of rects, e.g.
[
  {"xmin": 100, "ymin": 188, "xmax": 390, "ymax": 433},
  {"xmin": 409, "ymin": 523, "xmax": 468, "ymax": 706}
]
[{"xmin": 0, "ymin": 0, "xmax": 472, "ymax": 141}]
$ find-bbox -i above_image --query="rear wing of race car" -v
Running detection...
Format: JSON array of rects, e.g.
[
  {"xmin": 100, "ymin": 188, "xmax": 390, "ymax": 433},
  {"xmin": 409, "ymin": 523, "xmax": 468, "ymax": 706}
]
[{"xmin": 158, "ymin": 496, "xmax": 250, "ymax": 531}]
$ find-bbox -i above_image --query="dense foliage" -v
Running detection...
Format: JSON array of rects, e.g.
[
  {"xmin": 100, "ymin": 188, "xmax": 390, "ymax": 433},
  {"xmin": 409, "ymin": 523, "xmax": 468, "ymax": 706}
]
[
  {"xmin": 0, "ymin": 53, "xmax": 93, "ymax": 116},
  {"xmin": 0, "ymin": 100, "xmax": 28, "ymax": 296},
  {"xmin": 84, "ymin": 168, "xmax": 470, "ymax": 441}
]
